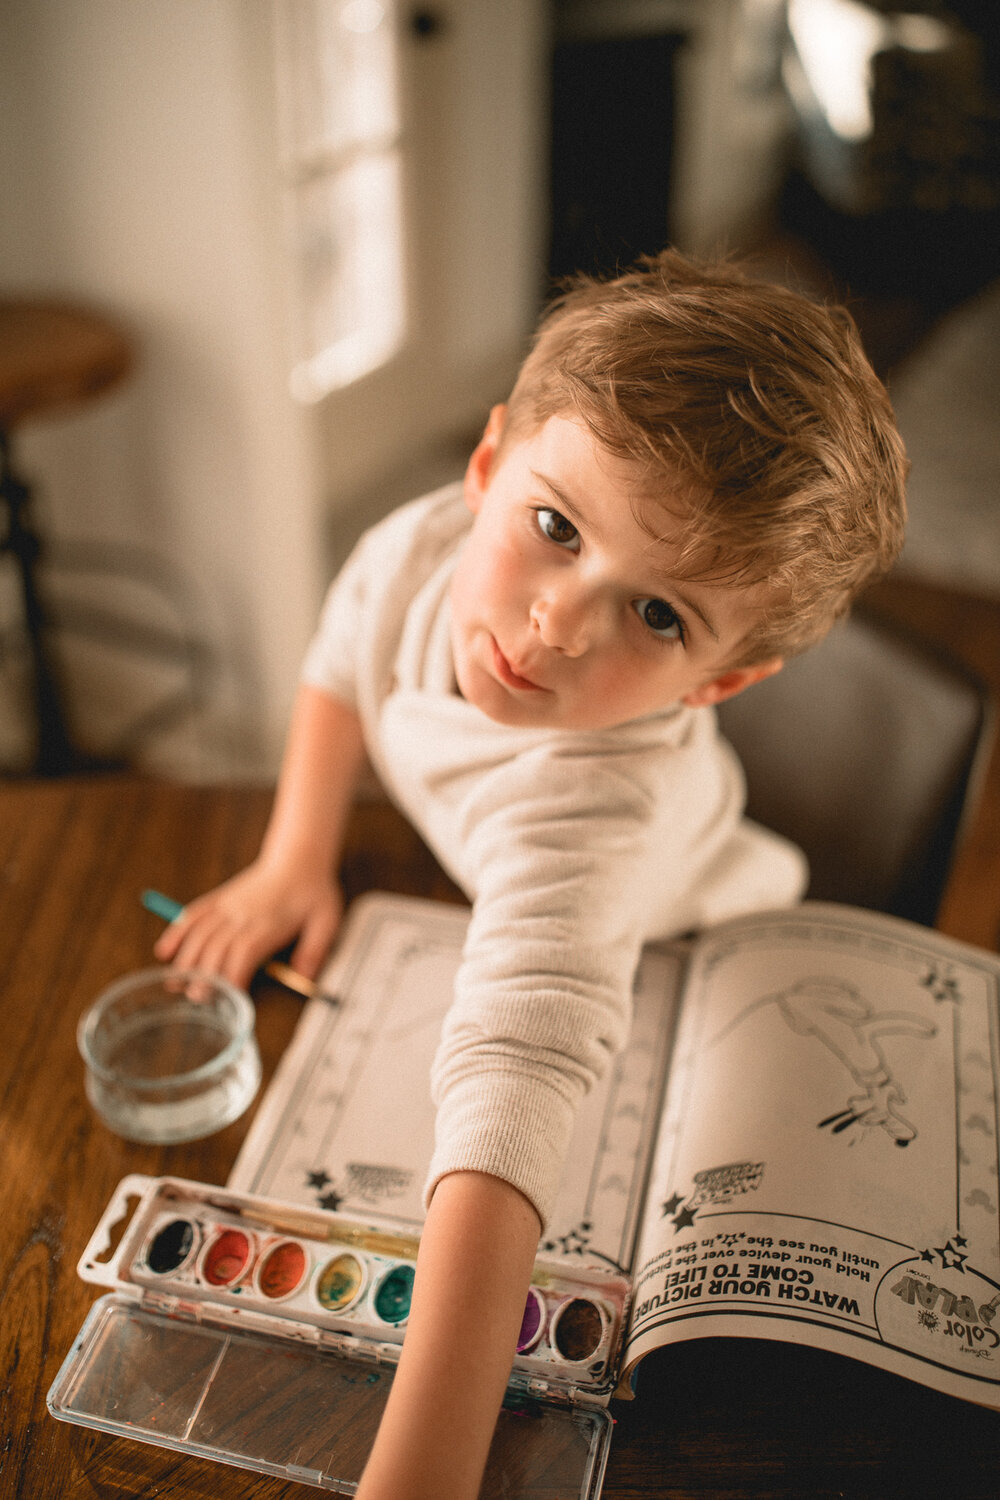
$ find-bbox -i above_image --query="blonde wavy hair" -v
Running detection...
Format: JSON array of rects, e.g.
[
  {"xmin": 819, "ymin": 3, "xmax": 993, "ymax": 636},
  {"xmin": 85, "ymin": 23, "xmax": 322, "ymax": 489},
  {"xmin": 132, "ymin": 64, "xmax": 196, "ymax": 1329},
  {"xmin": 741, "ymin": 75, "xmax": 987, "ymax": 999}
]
[{"xmin": 503, "ymin": 250, "xmax": 908, "ymax": 664}]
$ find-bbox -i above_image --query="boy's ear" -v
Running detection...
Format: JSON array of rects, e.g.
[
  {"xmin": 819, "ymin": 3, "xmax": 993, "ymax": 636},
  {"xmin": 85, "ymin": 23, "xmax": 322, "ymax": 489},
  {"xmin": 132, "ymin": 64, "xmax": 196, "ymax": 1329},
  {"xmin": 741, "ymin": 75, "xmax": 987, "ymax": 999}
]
[
  {"xmin": 464, "ymin": 403, "xmax": 507, "ymax": 514},
  {"xmin": 682, "ymin": 657, "xmax": 783, "ymax": 708}
]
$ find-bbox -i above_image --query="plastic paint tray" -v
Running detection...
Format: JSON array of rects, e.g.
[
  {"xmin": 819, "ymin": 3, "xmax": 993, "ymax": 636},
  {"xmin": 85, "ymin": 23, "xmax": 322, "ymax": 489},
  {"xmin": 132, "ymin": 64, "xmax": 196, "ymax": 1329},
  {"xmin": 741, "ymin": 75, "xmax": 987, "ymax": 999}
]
[{"xmin": 48, "ymin": 1175, "xmax": 630, "ymax": 1497}]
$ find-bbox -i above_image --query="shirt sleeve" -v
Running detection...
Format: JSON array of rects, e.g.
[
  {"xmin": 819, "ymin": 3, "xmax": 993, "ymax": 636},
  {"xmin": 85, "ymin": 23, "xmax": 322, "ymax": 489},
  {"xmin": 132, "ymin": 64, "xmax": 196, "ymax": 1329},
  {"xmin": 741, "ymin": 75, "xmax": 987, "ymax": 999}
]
[
  {"xmin": 299, "ymin": 528, "xmax": 379, "ymax": 708},
  {"xmin": 424, "ymin": 748, "xmax": 662, "ymax": 1230},
  {"xmin": 300, "ymin": 488, "xmax": 468, "ymax": 711}
]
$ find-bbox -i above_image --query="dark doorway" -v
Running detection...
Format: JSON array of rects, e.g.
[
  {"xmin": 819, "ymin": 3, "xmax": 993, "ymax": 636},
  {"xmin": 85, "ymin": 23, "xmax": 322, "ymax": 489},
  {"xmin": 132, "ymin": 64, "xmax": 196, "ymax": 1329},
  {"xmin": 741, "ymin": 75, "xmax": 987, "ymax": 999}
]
[{"xmin": 547, "ymin": 26, "xmax": 684, "ymax": 285}]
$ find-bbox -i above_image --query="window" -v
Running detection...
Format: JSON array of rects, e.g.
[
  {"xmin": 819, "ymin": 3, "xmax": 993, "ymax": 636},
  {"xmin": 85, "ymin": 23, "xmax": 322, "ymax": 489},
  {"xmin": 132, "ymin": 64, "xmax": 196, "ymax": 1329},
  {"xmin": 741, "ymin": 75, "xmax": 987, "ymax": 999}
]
[{"xmin": 275, "ymin": 0, "xmax": 406, "ymax": 400}]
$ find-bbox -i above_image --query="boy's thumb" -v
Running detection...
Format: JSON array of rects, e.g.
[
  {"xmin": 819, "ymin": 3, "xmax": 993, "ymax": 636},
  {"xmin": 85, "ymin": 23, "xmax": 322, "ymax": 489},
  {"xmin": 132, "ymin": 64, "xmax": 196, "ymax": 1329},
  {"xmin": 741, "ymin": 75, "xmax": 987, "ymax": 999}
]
[{"xmin": 291, "ymin": 909, "xmax": 337, "ymax": 980}]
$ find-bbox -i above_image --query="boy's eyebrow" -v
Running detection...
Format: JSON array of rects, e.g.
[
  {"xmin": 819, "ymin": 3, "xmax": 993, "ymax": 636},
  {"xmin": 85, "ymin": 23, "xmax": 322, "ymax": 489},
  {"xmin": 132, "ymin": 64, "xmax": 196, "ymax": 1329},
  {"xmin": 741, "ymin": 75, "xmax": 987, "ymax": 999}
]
[
  {"xmin": 533, "ymin": 472, "xmax": 605, "ymax": 541},
  {"xmin": 531, "ymin": 469, "xmax": 722, "ymax": 642},
  {"xmin": 662, "ymin": 583, "xmax": 720, "ymax": 642}
]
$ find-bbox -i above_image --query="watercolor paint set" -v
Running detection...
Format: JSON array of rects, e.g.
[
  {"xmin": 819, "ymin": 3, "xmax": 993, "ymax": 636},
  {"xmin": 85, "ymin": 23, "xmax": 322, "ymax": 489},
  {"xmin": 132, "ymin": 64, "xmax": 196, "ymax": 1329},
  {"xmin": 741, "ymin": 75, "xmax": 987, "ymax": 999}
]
[{"xmin": 48, "ymin": 1174, "xmax": 631, "ymax": 1497}]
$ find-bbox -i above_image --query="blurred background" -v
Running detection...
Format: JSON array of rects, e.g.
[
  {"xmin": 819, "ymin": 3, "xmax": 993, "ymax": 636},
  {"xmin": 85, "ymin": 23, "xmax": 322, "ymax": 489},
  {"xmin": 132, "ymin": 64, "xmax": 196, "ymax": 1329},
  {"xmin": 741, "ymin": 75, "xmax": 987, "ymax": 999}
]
[{"xmin": 1, "ymin": 2, "xmax": 997, "ymax": 822}]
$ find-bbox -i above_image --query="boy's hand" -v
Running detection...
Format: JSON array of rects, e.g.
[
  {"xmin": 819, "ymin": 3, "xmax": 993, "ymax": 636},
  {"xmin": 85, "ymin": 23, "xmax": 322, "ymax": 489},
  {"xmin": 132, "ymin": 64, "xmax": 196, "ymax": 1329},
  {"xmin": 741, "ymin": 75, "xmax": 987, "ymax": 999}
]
[
  {"xmin": 153, "ymin": 861, "xmax": 343, "ymax": 992},
  {"xmin": 154, "ymin": 685, "xmax": 365, "ymax": 993}
]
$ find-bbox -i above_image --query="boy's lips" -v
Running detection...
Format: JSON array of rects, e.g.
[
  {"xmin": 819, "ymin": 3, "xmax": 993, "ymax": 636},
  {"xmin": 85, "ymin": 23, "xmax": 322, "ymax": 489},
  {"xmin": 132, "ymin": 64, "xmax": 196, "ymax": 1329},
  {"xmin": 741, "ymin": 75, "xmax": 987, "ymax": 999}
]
[{"xmin": 490, "ymin": 637, "xmax": 548, "ymax": 692}]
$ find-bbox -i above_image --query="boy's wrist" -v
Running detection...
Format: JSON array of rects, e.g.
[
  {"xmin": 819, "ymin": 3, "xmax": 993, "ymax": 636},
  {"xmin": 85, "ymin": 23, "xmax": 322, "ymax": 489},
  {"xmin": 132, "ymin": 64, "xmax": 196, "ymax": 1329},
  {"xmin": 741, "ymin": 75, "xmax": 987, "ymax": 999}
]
[{"xmin": 254, "ymin": 841, "xmax": 338, "ymax": 888}]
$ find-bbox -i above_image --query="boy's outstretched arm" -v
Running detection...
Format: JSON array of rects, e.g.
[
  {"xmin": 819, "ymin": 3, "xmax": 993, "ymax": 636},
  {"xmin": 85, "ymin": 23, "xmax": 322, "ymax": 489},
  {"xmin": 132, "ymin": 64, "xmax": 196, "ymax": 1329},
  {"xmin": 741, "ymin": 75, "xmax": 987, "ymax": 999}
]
[
  {"xmin": 154, "ymin": 683, "xmax": 365, "ymax": 988},
  {"xmin": 356, "ymin": 1170, "xmax": 542, "ymax": 1500}
]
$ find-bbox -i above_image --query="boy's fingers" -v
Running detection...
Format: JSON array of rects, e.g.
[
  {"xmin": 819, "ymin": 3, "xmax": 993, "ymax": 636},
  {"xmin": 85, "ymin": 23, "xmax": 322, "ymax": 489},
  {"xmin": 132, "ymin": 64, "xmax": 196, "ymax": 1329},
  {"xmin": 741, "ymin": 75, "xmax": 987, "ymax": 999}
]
[
  {"xmin": 225, "ymin": 932, "xmax": 274, "ymax": 992},
  {"xmin": 151, "ymin": 899, "xmax": 200, "ymax": 951},
  {"xmin": 153, "ymin": 930, "xmax": 176, "ymax": 959},
  {"xmin": 289, "ymin": 940, "xmax": 322, "ymax": 981},
  {"xmin": 191, "ymin": 923, "xmax": 248, "ymax": 988},
  {"xmin": 290, "ymin": 908, "xmax": 339, "ymax": 980},
  {"xmin": 150, "ymin": 886, "xmax": 339, "ymax": 991},
  {"xmin": 154, "ymin": 913, "xmax": 220, "ymax": 975},
  {"xmin": 153, "ymin": 920, "xmax": 189, "ymax": 961}
]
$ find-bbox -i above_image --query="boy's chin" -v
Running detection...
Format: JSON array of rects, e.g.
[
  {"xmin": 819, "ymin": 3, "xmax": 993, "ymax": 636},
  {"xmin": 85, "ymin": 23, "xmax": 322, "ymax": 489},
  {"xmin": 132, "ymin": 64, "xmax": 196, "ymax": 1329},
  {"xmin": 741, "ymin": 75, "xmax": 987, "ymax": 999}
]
[
  {"xmin": 470, "ymin": 693, "xmax": 556, "ymax": 729},
  {"xmin": 470, "ymin": 693, "xmax": 640, "ymax": 733},
  {"xmin": 453, "ymin": 655, "xmax": 679, "ymax": 731},
  {"xmin": 460, "ymin": 676, "xmax": 564, "ymax": 729}
]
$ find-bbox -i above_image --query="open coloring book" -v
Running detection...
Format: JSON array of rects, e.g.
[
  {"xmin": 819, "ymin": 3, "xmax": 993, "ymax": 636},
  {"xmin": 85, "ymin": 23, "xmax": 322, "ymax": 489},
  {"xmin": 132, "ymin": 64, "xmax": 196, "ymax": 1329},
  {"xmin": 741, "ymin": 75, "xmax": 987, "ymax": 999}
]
[{"xmin": 230, "ymin": 892, "xmax": 1000, "ymax": 1410}]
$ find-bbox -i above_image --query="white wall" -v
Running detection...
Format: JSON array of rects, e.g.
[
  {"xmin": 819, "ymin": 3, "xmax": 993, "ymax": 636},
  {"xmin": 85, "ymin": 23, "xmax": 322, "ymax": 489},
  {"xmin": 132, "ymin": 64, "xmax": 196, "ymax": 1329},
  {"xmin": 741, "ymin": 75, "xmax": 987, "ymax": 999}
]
[{"xmin": 2, "ymin": 0, "xmax": 327, "ymax": 777}]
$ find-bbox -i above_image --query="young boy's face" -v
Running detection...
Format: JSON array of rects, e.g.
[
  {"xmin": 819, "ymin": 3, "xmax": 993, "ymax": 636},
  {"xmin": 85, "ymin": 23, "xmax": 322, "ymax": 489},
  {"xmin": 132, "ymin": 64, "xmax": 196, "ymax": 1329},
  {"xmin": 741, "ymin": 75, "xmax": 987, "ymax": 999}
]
[{"xmin": 449, "ymin": 406, "xmax": 782, "ymax": 732}]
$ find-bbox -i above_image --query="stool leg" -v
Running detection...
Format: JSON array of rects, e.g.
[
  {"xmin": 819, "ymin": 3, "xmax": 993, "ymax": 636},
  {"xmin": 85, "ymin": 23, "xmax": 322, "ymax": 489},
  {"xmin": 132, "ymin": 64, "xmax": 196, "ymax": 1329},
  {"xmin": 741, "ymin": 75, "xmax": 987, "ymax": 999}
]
[{"xmin": 0, "ymin": 428, "xmax": 81, "ymax": 775}]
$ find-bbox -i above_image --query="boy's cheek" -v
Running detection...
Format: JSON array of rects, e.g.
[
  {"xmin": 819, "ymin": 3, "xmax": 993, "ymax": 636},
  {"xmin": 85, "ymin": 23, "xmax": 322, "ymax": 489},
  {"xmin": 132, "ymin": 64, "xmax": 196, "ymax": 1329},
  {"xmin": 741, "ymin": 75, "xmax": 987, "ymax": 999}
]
[{"xmin": 461, "ymin": 538, "xmax": 521, "ymax": 615}]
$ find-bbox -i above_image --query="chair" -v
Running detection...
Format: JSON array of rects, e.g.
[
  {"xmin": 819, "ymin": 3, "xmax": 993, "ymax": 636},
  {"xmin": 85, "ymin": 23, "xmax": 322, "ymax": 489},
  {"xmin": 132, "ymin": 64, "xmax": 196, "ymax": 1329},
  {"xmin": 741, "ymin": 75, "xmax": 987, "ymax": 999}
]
[
  {"xmin": 0, "ymin": 299, "xmax": 133, "ymax": 774},
  {"xmin": 716, "ymin": 608, "xmax": 995, "ymax": 926}
]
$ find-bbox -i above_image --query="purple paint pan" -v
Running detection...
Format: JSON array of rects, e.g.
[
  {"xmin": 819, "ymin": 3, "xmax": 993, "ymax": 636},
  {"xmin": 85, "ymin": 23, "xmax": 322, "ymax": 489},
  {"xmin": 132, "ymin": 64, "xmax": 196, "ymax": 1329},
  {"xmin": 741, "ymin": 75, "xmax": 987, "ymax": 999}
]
[{"xmin": 516, "ymin": 1285, "xmax": 546, "ymax": 1354}]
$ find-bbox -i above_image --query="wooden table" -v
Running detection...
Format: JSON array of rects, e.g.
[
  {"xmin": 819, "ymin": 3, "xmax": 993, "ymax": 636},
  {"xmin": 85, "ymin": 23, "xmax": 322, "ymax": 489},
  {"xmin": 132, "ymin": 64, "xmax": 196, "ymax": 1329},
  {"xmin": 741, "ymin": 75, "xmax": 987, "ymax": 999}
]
[{"xmin": 3, "ymin": 775, "xmax": 999, "ymax": 1498}]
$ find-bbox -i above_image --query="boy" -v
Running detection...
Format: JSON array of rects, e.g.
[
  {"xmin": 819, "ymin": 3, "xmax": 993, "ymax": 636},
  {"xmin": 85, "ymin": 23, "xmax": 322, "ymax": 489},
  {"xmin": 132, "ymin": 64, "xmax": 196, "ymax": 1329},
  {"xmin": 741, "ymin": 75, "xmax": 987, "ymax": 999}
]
[{"xmin": 156, "ymin": 251, "xmax": 907, "ymax": 1498}]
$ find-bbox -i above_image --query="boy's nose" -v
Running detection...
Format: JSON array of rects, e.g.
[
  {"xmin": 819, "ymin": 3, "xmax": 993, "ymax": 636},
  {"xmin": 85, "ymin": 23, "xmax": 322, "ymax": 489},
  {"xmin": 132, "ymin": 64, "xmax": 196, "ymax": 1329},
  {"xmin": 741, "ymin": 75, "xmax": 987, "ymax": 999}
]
[{"xmin": 530, "ymin": 586, "xmax": 603, "ymax": 656}]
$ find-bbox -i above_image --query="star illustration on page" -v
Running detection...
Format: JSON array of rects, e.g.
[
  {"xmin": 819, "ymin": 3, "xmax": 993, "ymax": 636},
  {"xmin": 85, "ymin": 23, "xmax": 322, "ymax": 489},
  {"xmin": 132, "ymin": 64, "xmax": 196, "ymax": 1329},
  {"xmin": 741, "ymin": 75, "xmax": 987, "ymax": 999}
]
[
  {"xmin": 661, "ymin": 1192, "xmax": 684, "ymax": 1218},
  {"xmin": 672, "ymin": 1204, "xmax": 698, "ymax": 1232},
  {"xmin": 319, "ymin": 1189, "xmax": 344, "ymax": 1212},
  {"xmin": 547, "ymin": 1221, "xmax": 594, "ymax": 1257},
  {"xmin": 935, "ymin": 1240, "xmax": 968, "ymax": 1272},
  {"xmin": 919, "ymin": 964, "xmax": 963, "ymax": 1004},
  {"xmin": 922, "ymin": 1239, "xmax": 969, "ymax": 1272},
  {"xmin": 307, "ymin": 1169, "xmax": 331, "ymax": 1190}
]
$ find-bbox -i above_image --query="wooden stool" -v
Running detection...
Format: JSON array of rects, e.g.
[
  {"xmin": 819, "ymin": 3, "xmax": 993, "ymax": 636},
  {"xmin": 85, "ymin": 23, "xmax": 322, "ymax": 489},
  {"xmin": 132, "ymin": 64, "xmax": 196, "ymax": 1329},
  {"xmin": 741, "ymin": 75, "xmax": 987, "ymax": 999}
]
[{"xmin": 0, "ymin": 301, "xmax": 133, "ymax": 774}]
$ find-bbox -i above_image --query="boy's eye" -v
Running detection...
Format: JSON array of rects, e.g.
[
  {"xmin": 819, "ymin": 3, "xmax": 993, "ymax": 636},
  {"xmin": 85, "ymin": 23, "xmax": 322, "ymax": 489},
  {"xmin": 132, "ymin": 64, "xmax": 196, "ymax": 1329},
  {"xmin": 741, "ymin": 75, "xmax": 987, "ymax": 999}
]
[
  {"xmin": 634, "ymin": 597, "xmax": 684, "ymax": 641},
  {"xmin": 535, "ymin": 507, "xmax": 580, "ymax": 550}
]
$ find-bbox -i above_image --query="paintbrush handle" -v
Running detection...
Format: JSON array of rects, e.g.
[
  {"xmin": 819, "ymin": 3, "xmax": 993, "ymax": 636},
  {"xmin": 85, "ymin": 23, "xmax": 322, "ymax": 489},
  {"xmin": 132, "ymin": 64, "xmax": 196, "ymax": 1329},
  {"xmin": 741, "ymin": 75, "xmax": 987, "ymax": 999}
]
[
  {"xmin": 237, "ymin": 1205, "xmax": 421, "ymax": 1260},
  {"xmin": 142, "ymin": 889, "xmax": 183, "ymax": 922},
  {"xmin": 264, "ymin": 960, "xmax": 325, "ymax": 1001}
]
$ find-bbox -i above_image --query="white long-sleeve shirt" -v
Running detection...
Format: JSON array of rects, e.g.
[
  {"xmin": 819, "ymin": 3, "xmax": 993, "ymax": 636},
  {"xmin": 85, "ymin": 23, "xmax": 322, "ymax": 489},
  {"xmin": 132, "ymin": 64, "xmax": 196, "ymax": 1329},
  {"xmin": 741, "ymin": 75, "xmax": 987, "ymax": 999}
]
[{"xmin": 302, "ymin": 485, "xmax": 806, "ymax": 1226}]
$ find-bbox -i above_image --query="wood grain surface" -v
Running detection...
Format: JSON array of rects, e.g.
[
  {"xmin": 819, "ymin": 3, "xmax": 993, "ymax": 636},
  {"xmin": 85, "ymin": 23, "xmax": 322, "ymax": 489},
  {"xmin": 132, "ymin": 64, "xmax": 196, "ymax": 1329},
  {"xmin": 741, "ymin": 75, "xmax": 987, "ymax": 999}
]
[{"xmin": 2, "ymin": 774, "xmax": 998, "ymax": 1499}]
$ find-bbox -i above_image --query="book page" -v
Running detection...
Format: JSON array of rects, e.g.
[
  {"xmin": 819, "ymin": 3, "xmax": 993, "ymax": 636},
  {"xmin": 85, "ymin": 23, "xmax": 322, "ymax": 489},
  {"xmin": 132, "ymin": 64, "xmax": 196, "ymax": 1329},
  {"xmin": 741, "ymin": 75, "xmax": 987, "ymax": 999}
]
[
  {"xmin": 624, "ymin": 904, "xmax": 1000, "ymax": 1408},
  {"xmin": 230, "ymin": 893, "xmax": 684, "ymax": 1273}
]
